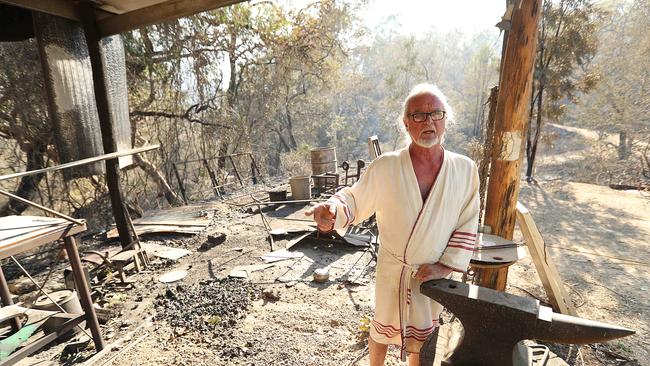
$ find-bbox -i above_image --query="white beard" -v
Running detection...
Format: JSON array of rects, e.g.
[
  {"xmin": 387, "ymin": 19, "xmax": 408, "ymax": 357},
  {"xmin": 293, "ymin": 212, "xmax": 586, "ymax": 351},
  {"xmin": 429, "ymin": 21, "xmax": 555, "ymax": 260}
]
[{"xmin": 413, "ymin": 133, "xmax": 443, "ymax": 148}]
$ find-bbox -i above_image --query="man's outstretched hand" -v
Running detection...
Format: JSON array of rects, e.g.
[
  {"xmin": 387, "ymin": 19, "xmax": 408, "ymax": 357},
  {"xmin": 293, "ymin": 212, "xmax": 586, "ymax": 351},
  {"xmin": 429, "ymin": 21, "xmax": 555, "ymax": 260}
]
[
  {"xmin": 413, "ymin": 263, "xmax": 454, "ymax": 282},
  {"xmin": 305, "ymin": 202, "xmax": 336, "ymax": 232}
]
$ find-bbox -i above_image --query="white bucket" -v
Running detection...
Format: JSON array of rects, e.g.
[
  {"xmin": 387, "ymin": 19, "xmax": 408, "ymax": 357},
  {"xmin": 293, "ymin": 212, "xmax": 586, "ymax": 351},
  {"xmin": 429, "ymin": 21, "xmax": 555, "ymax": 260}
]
[{"xmin": 289, "ymin": 176, "xmax": 311, "ymax": 200}]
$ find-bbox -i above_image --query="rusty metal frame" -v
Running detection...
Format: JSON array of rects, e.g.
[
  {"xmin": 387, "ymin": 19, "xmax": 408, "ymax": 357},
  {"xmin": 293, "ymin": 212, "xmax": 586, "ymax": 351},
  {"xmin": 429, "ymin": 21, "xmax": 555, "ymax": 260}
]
[{"xmin": 171, "ymin": 152, "xmax": 262, "ymax": 203}]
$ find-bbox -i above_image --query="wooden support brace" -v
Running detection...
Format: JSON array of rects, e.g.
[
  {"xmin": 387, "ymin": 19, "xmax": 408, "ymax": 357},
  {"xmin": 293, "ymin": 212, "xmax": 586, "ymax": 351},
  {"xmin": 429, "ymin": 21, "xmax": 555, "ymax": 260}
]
[{"xmin": 516, "ymin": 202, "xmax": 577, "ymax": 316}]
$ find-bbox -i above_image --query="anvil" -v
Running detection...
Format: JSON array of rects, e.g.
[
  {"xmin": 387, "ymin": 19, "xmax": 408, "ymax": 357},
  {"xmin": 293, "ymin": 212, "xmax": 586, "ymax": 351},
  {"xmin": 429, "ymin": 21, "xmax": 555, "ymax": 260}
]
[{"xmin": 419, "ymin": 279, "xmax": 635, "ymax": 366}]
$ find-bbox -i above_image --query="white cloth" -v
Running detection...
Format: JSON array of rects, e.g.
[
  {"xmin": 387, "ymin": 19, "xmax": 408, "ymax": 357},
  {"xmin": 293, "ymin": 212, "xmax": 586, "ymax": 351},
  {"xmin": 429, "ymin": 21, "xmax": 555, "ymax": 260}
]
[{"xmin": 328, "ymin": 147, "xmax": 479, "ymax": 357}]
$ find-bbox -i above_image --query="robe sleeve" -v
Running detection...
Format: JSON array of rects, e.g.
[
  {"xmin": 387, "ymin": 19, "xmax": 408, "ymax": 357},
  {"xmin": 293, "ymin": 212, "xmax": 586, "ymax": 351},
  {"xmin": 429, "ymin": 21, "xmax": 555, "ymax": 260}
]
[
  {"xmin": 327, "ymin": 158, "xmax": 379, "ymax": 230},
  {"xmin": 437, "ymin": 163, "xmax": 480, "ymax": 272}
]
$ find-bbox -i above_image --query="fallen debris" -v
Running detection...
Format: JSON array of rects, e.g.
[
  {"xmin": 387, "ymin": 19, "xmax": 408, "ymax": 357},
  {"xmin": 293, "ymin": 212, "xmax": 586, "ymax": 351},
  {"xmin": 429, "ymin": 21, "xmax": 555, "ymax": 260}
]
[
  {"xmin": 141, "ymin": 243, "xmax": 190, "ymax": 261},
  {"xmin": 285, "ymin": 231, "xmax": 314, "ymax": 250},
  {"xmin": 199, "ymin": 231, "xmax": 227, "ymax": 251},
  {"xmin": 158, "ymin": 270, "xmax": 188, "ymax": 283},
  {"xmin": 7, "ymin": 277, "xmax": 37, "ymax": 295},
  {"xmin": 228, "ymin": 263, "xmax": 275, "ymax": 279},
  {"xmin": 260, "ymin": 248, "xmax": 304, "ymax": 263},
  {"xmin": 262, "ymin": 288, "xmax": 281, "ymax": 301},
  {"xmin": 106, "ymin": 204, "xmax": 214, "ymax": 238}
]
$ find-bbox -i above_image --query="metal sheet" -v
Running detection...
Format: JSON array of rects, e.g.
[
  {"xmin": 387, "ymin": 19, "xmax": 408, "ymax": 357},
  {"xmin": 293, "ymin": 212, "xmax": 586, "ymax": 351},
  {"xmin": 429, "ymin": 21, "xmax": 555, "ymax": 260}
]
[
  {"xmin": 100, "ymin": 35, "xmax": 132, "ymax": 168},
  {"xmin": 34, "ymin": 12, "xmax": 104, "ymax": 179}
]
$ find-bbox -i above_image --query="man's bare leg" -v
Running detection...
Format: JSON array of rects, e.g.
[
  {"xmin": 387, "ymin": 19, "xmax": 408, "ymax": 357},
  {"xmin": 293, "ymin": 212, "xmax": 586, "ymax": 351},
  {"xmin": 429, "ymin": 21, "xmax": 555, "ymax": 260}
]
[
  {"xmin": 408, "ymin": 352, "xmax": 420, "ymax": 366},
  {"xmin": 368, "ymin": 337, "xmax": 388, "ymax": 366}
]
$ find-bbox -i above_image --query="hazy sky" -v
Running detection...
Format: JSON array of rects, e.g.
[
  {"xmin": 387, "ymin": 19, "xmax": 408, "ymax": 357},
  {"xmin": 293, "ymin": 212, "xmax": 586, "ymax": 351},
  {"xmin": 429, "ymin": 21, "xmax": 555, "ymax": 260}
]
[
  {"xmin": 275, "ymin": 0, "xmax": 507, "ymax": 36},
  {"xmin": 362, "ymin": 0, "xmax": 506, "ymax": 35}
]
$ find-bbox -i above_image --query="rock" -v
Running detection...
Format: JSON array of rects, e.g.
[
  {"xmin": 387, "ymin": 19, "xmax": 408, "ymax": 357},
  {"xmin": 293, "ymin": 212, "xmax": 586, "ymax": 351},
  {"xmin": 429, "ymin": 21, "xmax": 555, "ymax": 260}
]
[
  {"xmin": 199, "ymin": 231, "xmax": 227, "ymax": 251},
  {"xmin": 312, "ymin": 268, "xmax": 330, "ymax": 283}
]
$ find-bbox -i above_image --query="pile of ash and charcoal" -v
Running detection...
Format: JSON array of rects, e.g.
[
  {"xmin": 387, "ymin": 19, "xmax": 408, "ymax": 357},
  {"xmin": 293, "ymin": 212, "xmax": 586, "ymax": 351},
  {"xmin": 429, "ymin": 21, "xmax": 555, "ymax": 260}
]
[{"xmin": 154, "ymin": 278, "xmax": 260, "ymax": 338}]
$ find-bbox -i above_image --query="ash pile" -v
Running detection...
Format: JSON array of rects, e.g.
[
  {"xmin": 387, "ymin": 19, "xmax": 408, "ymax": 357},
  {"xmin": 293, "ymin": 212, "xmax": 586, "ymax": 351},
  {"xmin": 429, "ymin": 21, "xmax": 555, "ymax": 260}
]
[{"xmin": 154, "ymin": 278, "xmax": 260, "ymax": 338}]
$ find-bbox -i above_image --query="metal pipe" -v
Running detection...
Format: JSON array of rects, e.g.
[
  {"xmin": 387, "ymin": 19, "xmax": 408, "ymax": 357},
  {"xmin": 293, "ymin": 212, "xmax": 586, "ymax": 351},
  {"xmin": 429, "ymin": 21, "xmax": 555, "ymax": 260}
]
[
  {"xmin": 0, "ymin": 265, "xmax": 22, "ymax": 330},
  {"xmin": 62, "ymin": 236, "xmax": 105, "ymax": 350},
  {"xmin": 0, "ymin": 145, "xmax": 159, "ymax": 182},
  {"xmin": 0, "ymin": 188, "xmax": 85, "ymax": 225},
  {"xmin": 243, "ymin": 198, "xmax": 326, "ymax": 208},
  {"xmin": 9, "ymin": 256, "xmax": 91, "ymax": 338}
]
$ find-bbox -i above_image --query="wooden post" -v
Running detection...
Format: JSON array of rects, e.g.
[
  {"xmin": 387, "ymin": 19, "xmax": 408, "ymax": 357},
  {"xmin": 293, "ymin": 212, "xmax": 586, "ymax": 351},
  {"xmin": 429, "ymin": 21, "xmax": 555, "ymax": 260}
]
[
  {"xmin": 481, "ymin": 0, "xmax": 542, "ymax": 290},
  {"xmin": 78, "ymin": 1, "xmax": 133, "ymax": 248},
  {"xmin": 172, "ymin": 163, "xmax": 188, "ymax": 204}
]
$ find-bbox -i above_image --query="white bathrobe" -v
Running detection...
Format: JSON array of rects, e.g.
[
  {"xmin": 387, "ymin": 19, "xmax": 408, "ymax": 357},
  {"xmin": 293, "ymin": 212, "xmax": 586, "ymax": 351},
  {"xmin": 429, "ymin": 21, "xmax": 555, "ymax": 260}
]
[{"xmin": 328, "ymin": 147, "xmax": 479, "ymax": 357}]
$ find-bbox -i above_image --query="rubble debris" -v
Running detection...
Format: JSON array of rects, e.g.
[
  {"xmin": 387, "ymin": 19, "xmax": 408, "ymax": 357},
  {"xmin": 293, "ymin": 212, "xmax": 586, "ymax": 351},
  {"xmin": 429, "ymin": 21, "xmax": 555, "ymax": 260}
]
[
  {"xmin": 199, "ymin": 231, "xmax": 227, "ymax": 251},
  {"xmin": 7, "ymin": 277, "xmax": 37, "ymax": 295},
  {"xmin": 228, "ymin": 269, "xmax": 248, "ymax": 279},
  {"xmin": 158, "ymin": 270, "xmax": 188, "ymax": 283},
  {"xmin": 262, "ymin": 288, "xmax": 281, "ymax": 301},
  {"xmin": 229, "ymin": 264, "xmax": 274, "ymax": 279},
  {"xmin": 154, "ymin": 278, "xmax": 259, "ymax": 337},
  {"xmin": 269, "ymin": 228, "xmax": 289, "ymax": 236},
  {"xmin": 285, "ymin": 231, "xmax": 314, "ymax": 250},
  {"xmin": 261, "ymin": 248, "xmax": 304, "ymax": 263},
  {"xmin": 141, "ymin": 243, "xmax": 190, "ymax": 261},
  {"xmin": 106, "ymin": 204, "xmax": 214, "ymax": 238}
]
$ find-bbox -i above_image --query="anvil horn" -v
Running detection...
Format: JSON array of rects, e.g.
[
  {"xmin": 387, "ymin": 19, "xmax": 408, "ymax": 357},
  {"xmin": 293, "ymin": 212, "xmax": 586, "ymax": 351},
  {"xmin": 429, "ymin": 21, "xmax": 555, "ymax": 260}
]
[{"xmin": 535, "ymin": 311, "xmax": 635, "ymax": 344}]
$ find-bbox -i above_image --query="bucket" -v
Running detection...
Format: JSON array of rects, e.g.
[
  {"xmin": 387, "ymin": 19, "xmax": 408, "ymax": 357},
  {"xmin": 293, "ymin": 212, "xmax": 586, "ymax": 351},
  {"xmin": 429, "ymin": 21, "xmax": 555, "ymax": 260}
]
[
  {"xmin": 33, "ymin": 289, "xmax": 84, "ymax": 334},
  {"xmin": 289, "ymin": 176, "xmax": 311, "ymax": 200},
  {"xmin": 33, "ymin": 289, "xmax": 83, "ymax": 313}
]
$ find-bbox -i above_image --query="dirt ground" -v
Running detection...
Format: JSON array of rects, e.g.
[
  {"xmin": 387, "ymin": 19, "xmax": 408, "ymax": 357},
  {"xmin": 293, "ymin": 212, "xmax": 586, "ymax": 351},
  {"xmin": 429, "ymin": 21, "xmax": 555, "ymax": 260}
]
[{"xmin": 6, "ymin": 124, "xmax": 649, "ymax": 366}]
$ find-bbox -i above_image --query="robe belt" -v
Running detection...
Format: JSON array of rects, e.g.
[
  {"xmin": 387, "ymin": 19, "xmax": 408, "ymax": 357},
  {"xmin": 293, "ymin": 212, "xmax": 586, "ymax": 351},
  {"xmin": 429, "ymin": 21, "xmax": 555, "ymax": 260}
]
[{"xmin": 378, "ymin": 246, "xmax": 418, "ymax": 361}]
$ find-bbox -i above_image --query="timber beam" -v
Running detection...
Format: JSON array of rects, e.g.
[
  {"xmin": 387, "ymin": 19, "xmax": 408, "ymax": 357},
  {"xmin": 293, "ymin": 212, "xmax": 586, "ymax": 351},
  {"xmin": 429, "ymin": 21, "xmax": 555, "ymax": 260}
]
[
  {"xmin": 96, "ymin": 0, "xmax": 248, "ymax": 37},
  {"xmin": 481, "ymin": 0, "xmax": 542, "ymax": 290},
  {"xmin": 0, "ymin": 0, "xmax": 248, "ymax": 38}
]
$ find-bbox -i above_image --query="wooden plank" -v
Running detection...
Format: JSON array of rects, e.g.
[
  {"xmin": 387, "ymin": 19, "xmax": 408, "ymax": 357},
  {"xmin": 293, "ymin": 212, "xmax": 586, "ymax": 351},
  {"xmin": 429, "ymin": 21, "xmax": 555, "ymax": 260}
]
[
  {"xmin": 97, "ymin": 0, "xmax": 247, "ymax": 37},
  {"xmin": 0, "ymin": 145, "xmax": 159, "ymax": 182},
  {"xmin": 367, "ymin": 135, "xmax": 381, "ymax": 160},
  {"xmin": 516, "ymin": 202, "xmax": 577, "ymax": 316}
]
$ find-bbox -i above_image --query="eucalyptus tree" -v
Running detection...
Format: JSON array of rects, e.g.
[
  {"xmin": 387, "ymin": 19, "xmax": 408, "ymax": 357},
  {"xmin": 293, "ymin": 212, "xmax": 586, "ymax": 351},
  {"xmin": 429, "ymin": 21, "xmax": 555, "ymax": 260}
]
[
  {"xmin": 525, "ymin": 0, "xmax": 604, "ymax": 181},
  {"xmin": 570, "ymin": 0, "xmax": 650, "ymax": 184}
]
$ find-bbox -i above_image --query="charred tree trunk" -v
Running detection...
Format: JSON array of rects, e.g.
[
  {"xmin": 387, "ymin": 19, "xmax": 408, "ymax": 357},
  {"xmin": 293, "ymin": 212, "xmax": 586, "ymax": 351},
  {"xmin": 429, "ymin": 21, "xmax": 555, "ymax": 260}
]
[
  {"xmin": 526, "ymin": 83, "xmax": 544, "ymax": 181},
  {"xmin": 0, "ymin": 143, "xmax": 46, "ymax": 215},
  {"xmin": 618, "ymin": 131, "xmax": 629, "ymax": 160}
]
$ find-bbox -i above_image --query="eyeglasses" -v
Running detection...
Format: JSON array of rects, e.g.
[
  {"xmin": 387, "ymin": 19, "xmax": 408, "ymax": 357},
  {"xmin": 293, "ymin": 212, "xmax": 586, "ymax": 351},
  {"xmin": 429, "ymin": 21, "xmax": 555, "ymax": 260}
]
[{"xmin": 409, "ymin": 110, "xmax": 446, "ymax": 123}]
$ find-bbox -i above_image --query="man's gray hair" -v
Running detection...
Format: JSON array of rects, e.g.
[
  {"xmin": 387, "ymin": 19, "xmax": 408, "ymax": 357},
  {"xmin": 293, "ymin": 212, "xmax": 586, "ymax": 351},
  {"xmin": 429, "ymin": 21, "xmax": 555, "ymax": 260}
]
[{"xmin": 401, "ymin": 83, "xmax": 455, "ymax": 124}]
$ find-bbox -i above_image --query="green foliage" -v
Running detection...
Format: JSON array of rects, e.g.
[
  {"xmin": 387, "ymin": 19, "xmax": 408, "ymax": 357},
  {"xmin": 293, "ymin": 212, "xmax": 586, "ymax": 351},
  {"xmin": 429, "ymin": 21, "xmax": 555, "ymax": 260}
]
[
  {"xmin": 572, "ymin": 0, "xmax": 649, "ymax": 135},
  {"xmin": 526, "ymin": 0, "xmax": 605, "ymax": 179},
  {"xmin": 534, "ymin": 0, "xmax": 605, "ymax": 119}
]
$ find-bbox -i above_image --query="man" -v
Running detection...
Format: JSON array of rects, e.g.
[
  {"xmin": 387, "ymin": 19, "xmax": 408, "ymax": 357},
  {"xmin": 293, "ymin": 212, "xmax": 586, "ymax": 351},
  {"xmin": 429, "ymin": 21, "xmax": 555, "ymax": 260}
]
[{"xmin": 306, "ymin": 83, "xmax": 479, "ymax": 365}]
